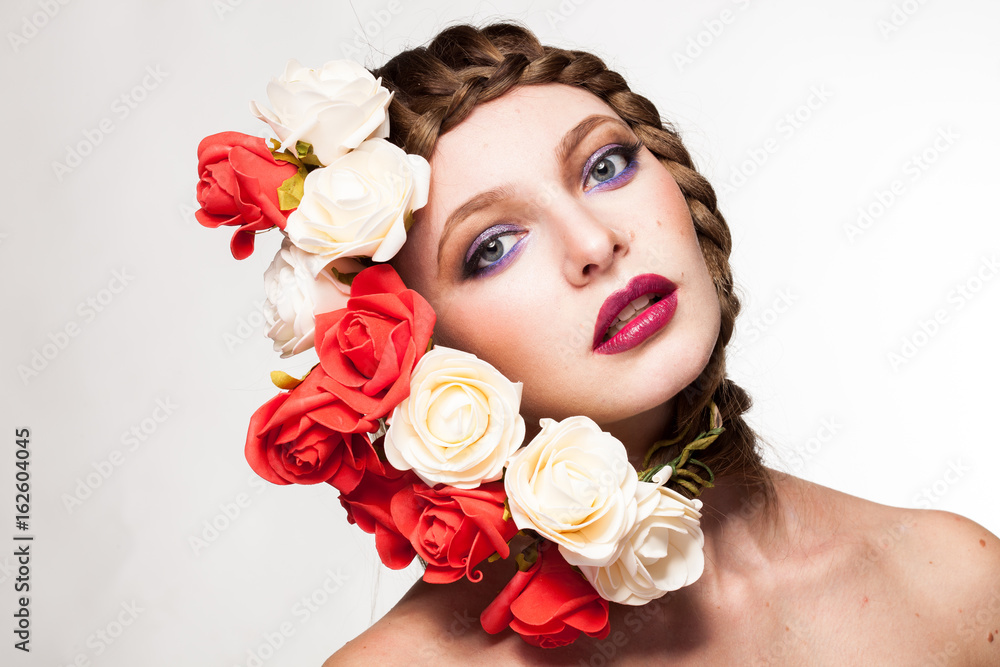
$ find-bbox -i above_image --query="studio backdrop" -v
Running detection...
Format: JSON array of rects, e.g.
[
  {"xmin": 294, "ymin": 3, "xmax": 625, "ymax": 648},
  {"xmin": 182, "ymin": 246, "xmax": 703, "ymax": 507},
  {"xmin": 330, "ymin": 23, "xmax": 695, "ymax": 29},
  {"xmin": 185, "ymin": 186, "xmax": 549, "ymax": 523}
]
[{"xmin": 2, "ymin": 0, "xmax": 997, "ymax": 664}]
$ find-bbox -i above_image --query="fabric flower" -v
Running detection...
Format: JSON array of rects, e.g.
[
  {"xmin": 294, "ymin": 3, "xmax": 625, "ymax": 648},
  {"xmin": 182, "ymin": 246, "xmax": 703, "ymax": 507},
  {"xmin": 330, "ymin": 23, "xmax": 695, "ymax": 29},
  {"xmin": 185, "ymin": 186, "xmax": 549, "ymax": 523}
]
[
  {"xmin": 578, "ymin": 478, "xmax": 705, "ymax": 605},
  {"xmin": 481, "ymin": 542, "xmax": 610, "ymax": 648},
  {"xmin": 195, "ymin": 131, "xmax": 299, "ymax": 260},
  {"xmin": 250, "ymin": 59, "xmax": 393, "ymax": 166},
  {"xmin": 314, "ymin": 264, "xmax": 435, "ymax": 421},
  {"xmin": 338, "ymin": 457, "xmax": 419, "ymax": 570},
  {"xmin": 390, "ymin": 481, "xmax": 518, "ymax": 584},
  {"xmin": 284, "ymin": 139, "xmax": 431, "ymax": 275},
  {"xmin": 244, "ymin": 388, "xmax": 378, "ymax": 494},
  {"xmin": 383, "ymin": 347, "xmax": 525, "ymax": 489},
  {"xmin": 504, "ymin": 416, "xmax": 638, "ymax": 568},
  {"xmin": 263, "ymin": 237, "xmax": 352, "ymax": 358}
]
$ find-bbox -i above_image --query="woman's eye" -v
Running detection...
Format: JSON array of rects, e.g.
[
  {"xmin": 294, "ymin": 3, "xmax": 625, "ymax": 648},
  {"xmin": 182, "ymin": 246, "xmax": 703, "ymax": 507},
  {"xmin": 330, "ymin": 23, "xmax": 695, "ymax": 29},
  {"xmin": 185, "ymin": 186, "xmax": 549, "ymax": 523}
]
[
  {"xmin": 464, "ymin": 228, "xmax": 526, "ymax": 277},
  {"xmin": 589, "ymin": 154, "xmax": 628, "ymax": 184},
  {"xmin": 582, "ymin": 142, "xmax": 641, "ymax": 192}
]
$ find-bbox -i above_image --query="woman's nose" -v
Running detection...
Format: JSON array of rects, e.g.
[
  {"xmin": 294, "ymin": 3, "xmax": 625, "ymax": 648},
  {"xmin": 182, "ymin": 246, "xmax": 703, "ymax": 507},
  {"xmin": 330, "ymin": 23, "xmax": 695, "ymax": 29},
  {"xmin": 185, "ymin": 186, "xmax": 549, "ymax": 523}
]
[{"xmin": 550, "ymin": 197, "xmax": 629, "ymax": 286}]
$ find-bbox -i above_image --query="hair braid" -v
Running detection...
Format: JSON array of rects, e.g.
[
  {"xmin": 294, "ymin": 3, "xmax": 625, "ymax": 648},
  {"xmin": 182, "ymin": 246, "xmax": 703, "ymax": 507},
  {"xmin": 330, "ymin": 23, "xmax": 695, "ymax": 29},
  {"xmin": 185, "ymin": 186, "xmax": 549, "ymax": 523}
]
[{"xmin": 373, "ymin": 23, "xmax": 770, "ymax": 494}]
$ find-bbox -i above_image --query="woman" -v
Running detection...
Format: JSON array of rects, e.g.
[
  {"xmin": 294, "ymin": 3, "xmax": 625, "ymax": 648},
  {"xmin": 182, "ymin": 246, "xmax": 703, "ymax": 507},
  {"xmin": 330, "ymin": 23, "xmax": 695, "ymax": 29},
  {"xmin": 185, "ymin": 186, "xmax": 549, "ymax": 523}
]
[{"xmin": 320, "ymin": 23, "xmax": 1000, "ymax": 665}]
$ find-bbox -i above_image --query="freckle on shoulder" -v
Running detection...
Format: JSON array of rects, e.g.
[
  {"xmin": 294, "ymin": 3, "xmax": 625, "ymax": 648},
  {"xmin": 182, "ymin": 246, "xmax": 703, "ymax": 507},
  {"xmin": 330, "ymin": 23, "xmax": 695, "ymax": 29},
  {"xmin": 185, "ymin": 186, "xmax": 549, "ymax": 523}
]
[{"xmin": 895, "ymin": 510, "xmax": 1000, "ymax": 604}]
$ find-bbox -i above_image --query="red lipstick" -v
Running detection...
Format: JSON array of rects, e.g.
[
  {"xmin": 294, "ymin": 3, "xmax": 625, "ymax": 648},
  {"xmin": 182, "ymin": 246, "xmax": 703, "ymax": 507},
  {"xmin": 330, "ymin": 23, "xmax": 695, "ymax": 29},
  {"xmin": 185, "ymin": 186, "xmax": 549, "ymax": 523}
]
[{"xmin": 593, "ymin": 274, "xmax": 678, "ymax": 355}]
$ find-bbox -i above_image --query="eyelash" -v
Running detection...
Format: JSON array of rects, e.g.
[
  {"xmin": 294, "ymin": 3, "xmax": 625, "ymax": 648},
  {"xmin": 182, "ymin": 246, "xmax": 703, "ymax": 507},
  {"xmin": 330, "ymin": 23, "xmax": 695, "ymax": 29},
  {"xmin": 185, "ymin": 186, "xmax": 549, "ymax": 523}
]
[
  {"xmin": 463, "ymin": 224, "xmax": 527, "ymax": 278},
  {"xmin": 582, "ymin": 140, "xmax": 642, "ymax": 192}
]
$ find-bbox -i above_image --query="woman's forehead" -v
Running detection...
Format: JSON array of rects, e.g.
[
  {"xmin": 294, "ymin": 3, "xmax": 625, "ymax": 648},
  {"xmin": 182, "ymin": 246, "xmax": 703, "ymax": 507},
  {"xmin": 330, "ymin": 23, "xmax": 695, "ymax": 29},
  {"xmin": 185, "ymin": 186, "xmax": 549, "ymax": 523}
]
[
  {"xmin": 430, "ymin": 83, "xmax": 619, "ymax": 164},
  {"xmin": 422, "ymin": 84, "xmax": 622, "ymax": 214}
]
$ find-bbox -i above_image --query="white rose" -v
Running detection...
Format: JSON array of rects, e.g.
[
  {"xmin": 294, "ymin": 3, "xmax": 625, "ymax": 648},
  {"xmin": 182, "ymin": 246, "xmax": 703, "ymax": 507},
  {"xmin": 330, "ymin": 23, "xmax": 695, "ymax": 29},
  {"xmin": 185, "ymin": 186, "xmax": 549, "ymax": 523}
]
[
  {"xmin": 383, "ymin": 347, "xmax": 525, "ymax": 489},
  {"xmin": 262, "ymin": 237, "xmax": 351, "ymax": 358},
  {"xmin": 250, "ymin": 59, "xmax": 392, "ymax": 165},
  {"xmin": 284, "ymin": 139, "xmax": 430, "ymax": 276},
  {"xmin": 578, "ymin": 477, "xmax": 705, "ymax": 605},
  {"xmin": 504, "ymin": 416, "xmax": 639, "ymax": 568}
]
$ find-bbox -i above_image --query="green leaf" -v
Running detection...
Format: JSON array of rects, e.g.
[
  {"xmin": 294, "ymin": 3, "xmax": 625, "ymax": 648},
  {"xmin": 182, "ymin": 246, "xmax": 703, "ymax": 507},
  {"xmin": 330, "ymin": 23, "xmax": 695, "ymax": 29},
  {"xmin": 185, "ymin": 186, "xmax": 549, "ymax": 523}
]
[
  {"xmin": 270, "ymin": 370, "xmax": 303, "ymax": 390},
  {"xmin": 277, "ymin": 171, "xmax": 305, "ymax": 211},
  {"xmin": 329, "ymin": 265, "xmax": 358, "ymax": 288},
  {"xmin": 515, "ymin": 542, "xmax": 540, "ymax": 572},
  {"xmin": 295, "ymin": 141, "xmax": 324, "ymax": 168}
]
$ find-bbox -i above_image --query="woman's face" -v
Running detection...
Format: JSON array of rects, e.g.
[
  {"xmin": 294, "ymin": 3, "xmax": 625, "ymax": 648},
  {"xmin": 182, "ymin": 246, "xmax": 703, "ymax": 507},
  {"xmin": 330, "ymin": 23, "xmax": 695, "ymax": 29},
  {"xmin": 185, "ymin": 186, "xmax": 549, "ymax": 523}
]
[{"xmin": 393, "ymin": 84, "xmax": 721, "ymax": 449}]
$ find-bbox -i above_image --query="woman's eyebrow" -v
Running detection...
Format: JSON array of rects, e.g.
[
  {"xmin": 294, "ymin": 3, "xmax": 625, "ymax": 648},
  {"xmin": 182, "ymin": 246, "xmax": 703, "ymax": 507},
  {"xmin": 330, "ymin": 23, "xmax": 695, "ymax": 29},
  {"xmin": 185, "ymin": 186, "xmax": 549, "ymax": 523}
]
[
  {"xmin": 436, "ymin": 114, "xmax": 629, "ymax": 267},
  {"xmin": 556, "ymin": 114, "xmax": 629, "ymax": 164},
  {"xmin": 437, "ymin": 184, "xmax": 515, "ymax": 266}
]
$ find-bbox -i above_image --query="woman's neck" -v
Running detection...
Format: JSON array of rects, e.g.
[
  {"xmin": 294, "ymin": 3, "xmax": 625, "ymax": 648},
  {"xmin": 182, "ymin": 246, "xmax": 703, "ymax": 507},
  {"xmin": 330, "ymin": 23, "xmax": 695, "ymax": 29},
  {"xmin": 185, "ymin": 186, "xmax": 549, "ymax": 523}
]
[
  {"xmin": 605, "ymin": 399, "xmax": 677, "ymax": 469},
  {"xmin": 691, "ymin": 470, "xmax": 797, "ymax": 593}
]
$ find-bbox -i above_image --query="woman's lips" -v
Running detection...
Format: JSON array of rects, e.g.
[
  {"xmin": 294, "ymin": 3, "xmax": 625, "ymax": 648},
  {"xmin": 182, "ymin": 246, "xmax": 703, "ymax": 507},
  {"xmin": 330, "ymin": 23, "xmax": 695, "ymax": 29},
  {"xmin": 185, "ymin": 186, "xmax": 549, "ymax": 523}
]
[{"xmin": 593, "ymin": 274, "xmax": 678, "ymax": 355}]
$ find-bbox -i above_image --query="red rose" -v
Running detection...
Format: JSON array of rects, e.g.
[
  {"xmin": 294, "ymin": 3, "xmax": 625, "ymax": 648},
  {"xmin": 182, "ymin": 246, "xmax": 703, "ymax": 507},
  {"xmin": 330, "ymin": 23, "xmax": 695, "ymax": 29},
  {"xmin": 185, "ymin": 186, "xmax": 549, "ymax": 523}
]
[
  {"xmin": 314, "ymin": 264, "xmax": 435, "ymax": 421},
  {"xmin": 390, "ymin": 482, "xmax": 518, "ymax": 584},
  {"xmin": 339, "ymin": 459, "xmax": 420, "ymax": 570},
  {"xmin": 195, "ymin": 131, "xmax": 298, "ymax": 260},
  {"xmin": 481, "ymin": 542, "xmax": 611, "ymax": 648},
  {"xmin": 245, "ymin": 370, "xmax": 380, "ymax": 493}
]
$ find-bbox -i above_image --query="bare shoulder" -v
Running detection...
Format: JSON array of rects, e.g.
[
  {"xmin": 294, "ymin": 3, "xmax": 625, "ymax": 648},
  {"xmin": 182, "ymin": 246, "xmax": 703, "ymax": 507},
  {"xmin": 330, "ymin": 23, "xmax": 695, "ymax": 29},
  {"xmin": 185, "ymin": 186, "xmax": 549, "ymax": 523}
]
[
  {"xmin": 322, "ymin": 579, "xmax": 501, "ymax": 667},
  {"xmin": 775, "ymin": 475, "xmax": 1000, "ymax": 664},
  {"xmin": 833, "ymin": 481, "xmax": 1000, "ymax": 664},
  {"xmin": 891, "ymin": 509, "xmax": 1000, "ymax": 660}
]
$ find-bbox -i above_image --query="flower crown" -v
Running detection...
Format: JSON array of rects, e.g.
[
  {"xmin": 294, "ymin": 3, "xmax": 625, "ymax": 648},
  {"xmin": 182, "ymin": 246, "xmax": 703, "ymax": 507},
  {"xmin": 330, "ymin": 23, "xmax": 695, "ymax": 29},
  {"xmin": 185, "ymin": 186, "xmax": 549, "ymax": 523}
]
[{"xmin": 195, "ymin": 59, "xmax": 721, "ymax": 649}]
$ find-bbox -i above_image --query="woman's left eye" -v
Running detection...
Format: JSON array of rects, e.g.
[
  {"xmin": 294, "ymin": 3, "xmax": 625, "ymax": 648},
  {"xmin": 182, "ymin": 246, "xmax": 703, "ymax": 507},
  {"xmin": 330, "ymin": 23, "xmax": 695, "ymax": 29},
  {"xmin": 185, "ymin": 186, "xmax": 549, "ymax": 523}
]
[
  {"xmin": 463, "ymin": 226, "xmax": 527, "ymax": 277},
  {"xmin": 583, "ymin": 143, "xmax": 640, "ymax": 192}
]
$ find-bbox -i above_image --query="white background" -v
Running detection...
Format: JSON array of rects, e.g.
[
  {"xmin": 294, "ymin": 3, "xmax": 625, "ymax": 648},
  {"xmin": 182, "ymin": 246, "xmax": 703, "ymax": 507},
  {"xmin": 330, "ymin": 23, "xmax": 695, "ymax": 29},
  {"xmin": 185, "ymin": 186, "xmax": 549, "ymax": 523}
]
[{"xmin": 2, "ymin": 0, "xmax": 998, "ymax": 664}]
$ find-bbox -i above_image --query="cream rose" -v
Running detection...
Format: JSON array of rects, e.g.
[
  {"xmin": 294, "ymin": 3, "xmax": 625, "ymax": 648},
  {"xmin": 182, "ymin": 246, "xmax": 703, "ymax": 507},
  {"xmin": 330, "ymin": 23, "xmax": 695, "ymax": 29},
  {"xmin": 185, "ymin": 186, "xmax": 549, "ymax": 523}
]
[
  {"xmin": 578, "ymin": 477, "xmax": 705, "ymax": 605},
  {"xmin": 283, "ymin": 139, "xmax": 430, "ymax": 276},
  {"xmin": 504, "ymin": 416, "xmax": 639, "ymax": 568},
  {"xmin": 262, "ymin": 237, "xmax": 351, "ymax": 358},
  {"xmin": 250, "ymin": 59, "xmax": 392, "ymax": 165},
  {"xmin": 383, "ymin": 347, "xmax": 525, "ymax": 489}
]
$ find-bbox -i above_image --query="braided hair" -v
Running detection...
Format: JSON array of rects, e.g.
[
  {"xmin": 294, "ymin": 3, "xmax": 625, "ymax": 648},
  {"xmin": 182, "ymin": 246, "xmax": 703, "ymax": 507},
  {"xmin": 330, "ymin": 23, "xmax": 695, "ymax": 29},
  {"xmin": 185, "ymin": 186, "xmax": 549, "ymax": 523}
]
[{"xmin": 373, "ymin": 23, "xmax": 769, "ymax": 494}]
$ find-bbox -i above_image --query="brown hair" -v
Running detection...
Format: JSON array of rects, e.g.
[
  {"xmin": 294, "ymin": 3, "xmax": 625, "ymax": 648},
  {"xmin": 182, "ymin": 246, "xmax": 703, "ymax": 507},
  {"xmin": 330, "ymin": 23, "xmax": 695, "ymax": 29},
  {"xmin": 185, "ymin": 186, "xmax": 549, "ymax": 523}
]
[{"xmin": 372, "ymin": 22, "xmax": 770, "ymax": 497}]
